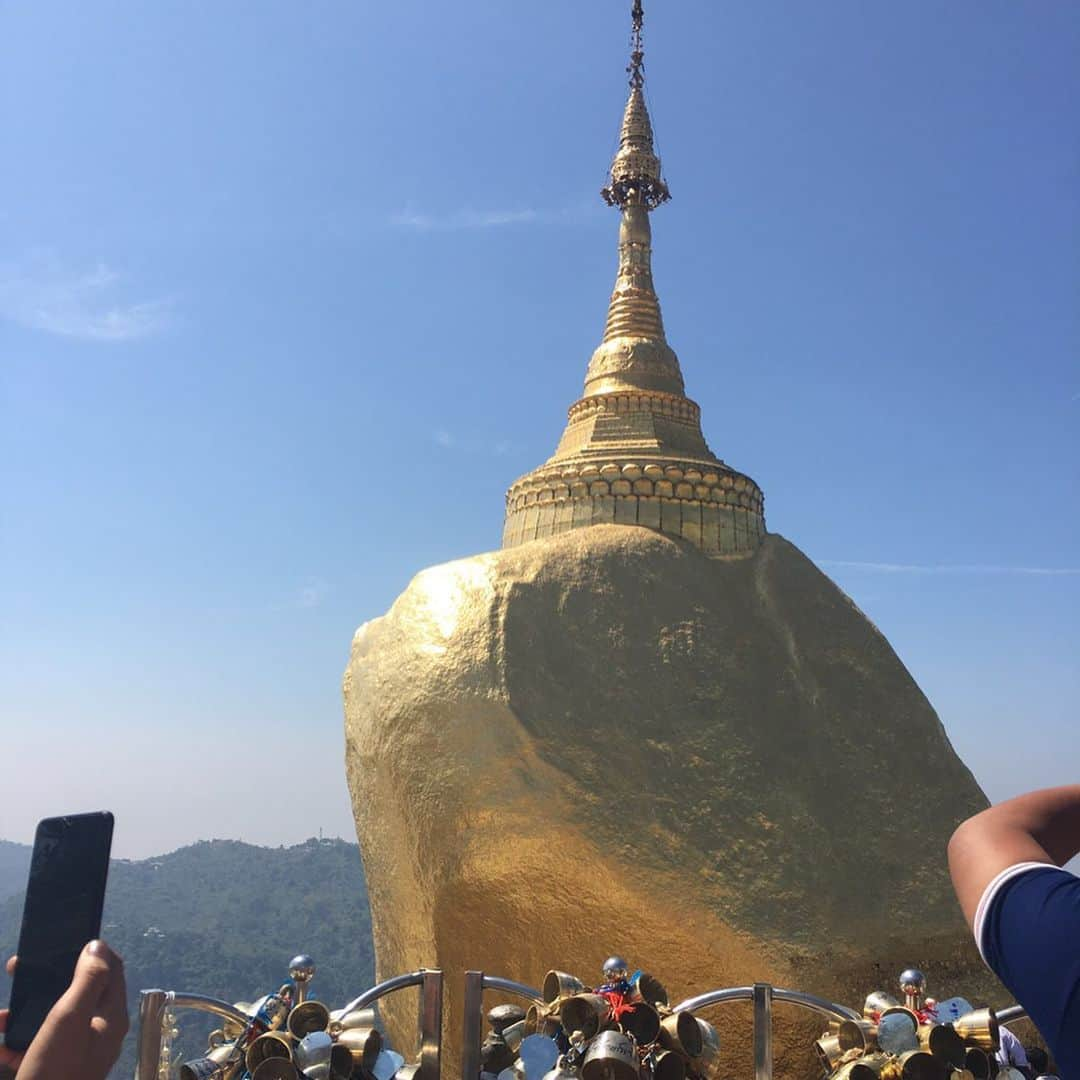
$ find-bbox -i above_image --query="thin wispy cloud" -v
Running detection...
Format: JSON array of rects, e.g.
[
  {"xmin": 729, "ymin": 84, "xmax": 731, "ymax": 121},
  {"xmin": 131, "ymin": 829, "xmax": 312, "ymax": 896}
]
[
  {"xmin": 389, "ymin": 200, "xmax": 600, "ymax": 232},
  {"xmin": 432, "ymin": 430, "xmax": 519, "ymax": 457},
  {"xmin": 0, "ymin": 252, "xmax": 173, "ymax": 342},
  {"xmin": 392, "ymin": 208, "xmax": 538, "ymax": 230},
  {"xmin": 821, "ymin": 560, "xmax": 1080, "ymax": 577}
]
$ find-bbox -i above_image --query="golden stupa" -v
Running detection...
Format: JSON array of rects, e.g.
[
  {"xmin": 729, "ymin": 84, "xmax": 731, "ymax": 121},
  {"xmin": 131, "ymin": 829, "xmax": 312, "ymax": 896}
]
[
  {"xmin": 344, "ymin": 5, "xmax": 994, "ymax": 1074},
  {"xmin": 502, "ymin": 5, "xmax": 764, "ymax": 557}
]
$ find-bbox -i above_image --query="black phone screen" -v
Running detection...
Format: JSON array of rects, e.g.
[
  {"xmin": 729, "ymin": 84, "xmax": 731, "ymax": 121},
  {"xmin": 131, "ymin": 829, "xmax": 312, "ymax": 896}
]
[{"xmin": 4, "ymin": 811, "xmax": 114, "ymax": 1052}]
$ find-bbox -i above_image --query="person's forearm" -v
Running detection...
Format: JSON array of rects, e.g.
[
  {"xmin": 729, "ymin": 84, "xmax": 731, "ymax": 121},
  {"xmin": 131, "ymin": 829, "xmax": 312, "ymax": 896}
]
[
  {"xmin": 948, "ymin": 784, "xmax": 1080, "ymax": 927},
  {"xmin": 960, "ymin": 785, "xmax": 1080, "ymax": 867}
]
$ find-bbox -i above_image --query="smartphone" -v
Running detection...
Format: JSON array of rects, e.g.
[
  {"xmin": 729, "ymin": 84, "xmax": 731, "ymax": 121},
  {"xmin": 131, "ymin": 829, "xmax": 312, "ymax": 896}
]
[{"xmin": 3, "ymin": 811, "xmax": 114, "ymax": 1052}]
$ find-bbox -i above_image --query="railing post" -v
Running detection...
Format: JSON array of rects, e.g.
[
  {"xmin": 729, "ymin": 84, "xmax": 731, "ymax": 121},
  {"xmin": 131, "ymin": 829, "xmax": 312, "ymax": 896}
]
[
  {"xmin": 135, "ymin": 989, "xmax": 167, "ymax": 1080},
  {"xmin": 418, "ymin": 968, "xmax": 443, "ymax": 1080},
  {"xmin": 461, "ymin": 970, "xmax": 485, "ymax": 1080},
  {"xmin": 753, "ymin": 982, "xmax": 773, "ymax": 1080}
]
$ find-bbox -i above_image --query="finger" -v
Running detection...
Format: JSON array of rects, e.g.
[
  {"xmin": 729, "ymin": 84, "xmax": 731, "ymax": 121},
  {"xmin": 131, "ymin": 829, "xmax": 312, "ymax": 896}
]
[
  {"xmin": 95, "ymin": 947, "xmax": 128, "ymax": 1033},
  {"xmin": 55, "ymin": 941, "xmax": 117, "ymax": 1021},
  {"xmin": 3, "ymin": 957, "xmax": 13, "ymax": 977},
  {"xmin": 0, "ymin": 1010, "xmax": 25, "ymax": 1071}
]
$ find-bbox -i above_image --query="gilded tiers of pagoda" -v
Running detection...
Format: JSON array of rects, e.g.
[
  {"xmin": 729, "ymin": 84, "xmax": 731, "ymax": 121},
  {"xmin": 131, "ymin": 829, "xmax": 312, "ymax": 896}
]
[{"xmin": 501, "ymin": 7, "xmax": 764, "ymax": 558}]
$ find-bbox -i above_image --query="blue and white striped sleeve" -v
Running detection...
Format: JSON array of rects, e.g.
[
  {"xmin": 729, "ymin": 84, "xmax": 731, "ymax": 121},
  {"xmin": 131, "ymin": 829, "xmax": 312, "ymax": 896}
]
[{"xmin": 974, "ymin": 862, "xmax": 1080, "ymax": 1078}]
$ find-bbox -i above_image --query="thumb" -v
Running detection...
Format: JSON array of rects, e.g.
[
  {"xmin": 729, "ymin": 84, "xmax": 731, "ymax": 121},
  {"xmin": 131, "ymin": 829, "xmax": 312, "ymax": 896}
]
[{"xmin": 57, "ymin": 941, "xmax": 117, "ymax": 1019}]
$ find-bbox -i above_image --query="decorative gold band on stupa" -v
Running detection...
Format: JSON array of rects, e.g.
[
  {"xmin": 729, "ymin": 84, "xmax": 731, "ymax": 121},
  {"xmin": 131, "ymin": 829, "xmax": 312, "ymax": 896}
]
[{"xmin": 503, "ymin": 3, "xmax": 765, "ymax": 557}]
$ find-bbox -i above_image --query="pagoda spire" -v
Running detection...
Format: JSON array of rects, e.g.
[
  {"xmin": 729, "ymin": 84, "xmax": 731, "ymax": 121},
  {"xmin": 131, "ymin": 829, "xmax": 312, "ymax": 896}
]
[
  {"xmin": 588, "ymin": 0, "xmax": 680, "ymax": 400},
  {"xmin": 502, "ymin": 3, "xmax": 766, "ymax": 558}
]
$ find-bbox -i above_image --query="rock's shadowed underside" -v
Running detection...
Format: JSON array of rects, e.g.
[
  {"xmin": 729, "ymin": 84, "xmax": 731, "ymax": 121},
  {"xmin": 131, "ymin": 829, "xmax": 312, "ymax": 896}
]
[{"xmin": 343, "ymin": 527, "xmax": 997, "ymax": 1075}]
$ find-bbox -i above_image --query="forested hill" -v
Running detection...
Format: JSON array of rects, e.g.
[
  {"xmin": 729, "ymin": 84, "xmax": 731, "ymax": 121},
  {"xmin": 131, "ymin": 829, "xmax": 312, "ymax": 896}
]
[
  {"xmin": 0, "ymin": 837, "xmax": 374, "ymax": 1078},
  {"xmin": 0, "ymin": 841, "xmax": 32, "ymax": 903}
]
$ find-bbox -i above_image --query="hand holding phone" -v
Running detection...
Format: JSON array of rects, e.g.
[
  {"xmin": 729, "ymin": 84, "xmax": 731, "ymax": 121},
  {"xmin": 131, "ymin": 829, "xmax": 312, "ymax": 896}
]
[
  {"xmin": 1, "ymin": 940, "xmax": 128, "ymax": 1080},
  {"xmin": 3, "ymin": 812, "xmax": 114, "ymax": 1052}
]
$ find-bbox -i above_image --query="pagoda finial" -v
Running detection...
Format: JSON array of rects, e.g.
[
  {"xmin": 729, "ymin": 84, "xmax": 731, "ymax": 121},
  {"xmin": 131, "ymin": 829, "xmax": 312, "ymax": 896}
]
[
  {"xmin": 603, "ymin": 1, "xmax": 670, "ymax": 211},
  {"xmin": 628, "ymin": 0, "xmax": 645, "ymax": 88}
]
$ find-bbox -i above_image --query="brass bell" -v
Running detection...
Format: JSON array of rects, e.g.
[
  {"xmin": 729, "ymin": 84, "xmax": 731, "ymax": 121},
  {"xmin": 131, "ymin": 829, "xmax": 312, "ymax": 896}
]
[
  {"xmin": 688, "ymin": 1018, "xmax": 722, "ymax": 1080},
  {"xmin": 543, "ymin": 970, "xmax": 586, "ymax": 1004},
  {"xmin": 179, "ymin": 1042, "xmax": 242, "ymax": 1080},
  {"xmin": 815, "ymin": 1034, "xmax": 846, "ymax": 1072},
  {"xmin": 250, "ymin": 1060, "xmax": 298, "ymax": 1080},
  {"xmin": 833, "ymin": 1061, "xmax": 883, "ymax": 1080},
  {"xmin": 838, "ymin": 1019, "xmax": 879, "ymax": 1052},
  {"xmin": 336, "ymin": 1026, "xmax": 384, "ymax": 1071},
  {"xmin": 327, "ymin": 1006, "xmax": 377, "ymax": 1037},
  {"xmin": 856, "ymin": 1053, "xmax": 891, "ymax": 1077},
  {"xmin": 525, "ymin": 1004, "xmax": 561, "ymax": 1038},
  {"xmin": 245, "ymin": 1031, "xmax": 293, "ymax": 1072},
  {"xmin": 897, "ymin": 1049, "xmax": 948, "ymax": 1080},
  {"xmin": 918, "ymin": 1023, "xmax": 966, "ymax": 1067},
  {"xmin": 329, "ymin": 1044, "xmax": 354, "ymax": 1080},
  {"xmin": 581, "ymin": 1030, "xmax": 639, "ymax": 1080},
  {"xmin": 500, "ymin": 1018, "xmax": 527, "ymax": 1055},
  {"xmin": 882, "ymin": 1006, "xmax": 921, "ymax": 1027},
  {"xmin": 962, "ymin": 1048, "xmax": 992, "ymax": 1079},
  {"xmin": 620, "ymin": 1000, "xmax": 661, "ymax": 1045},
  {"xmin": 951, "ymin": 1009, "xmax": 999, "ymax": 1052},
  {"xmin": 864, "ymin": 991, "xmax": 901, "ymax": 1019},
  {"xmin": 634, "ymin": 973, "xmax": 669, "ymax": 1007},
  {"xmin": 652, "ymin": 1049, "xmax": 687, "ymax": 1080},
  {"xmin": 559, "ymin": 993, "xmax": 612, "ymax": 1039},
  {"xmin": 659, "ymin": 1011, "xmax": 703, "ymax": 1059},
  {"xmin": 287, "ymin": 1000, "xmax": 330, "ymax": 1039}
]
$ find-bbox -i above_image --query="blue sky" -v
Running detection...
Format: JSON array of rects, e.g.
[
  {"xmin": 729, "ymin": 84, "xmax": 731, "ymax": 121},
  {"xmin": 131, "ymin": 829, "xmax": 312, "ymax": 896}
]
[{"xmin": 1, "ymin": 1, "xmax": 1077, "ymax": 859}]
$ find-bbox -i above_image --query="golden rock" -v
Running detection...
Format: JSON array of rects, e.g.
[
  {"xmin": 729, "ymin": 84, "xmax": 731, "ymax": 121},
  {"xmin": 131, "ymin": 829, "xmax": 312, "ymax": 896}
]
[{"xmin": 343, "ymin": 527, "xmax": 997, "ymax": 1075}]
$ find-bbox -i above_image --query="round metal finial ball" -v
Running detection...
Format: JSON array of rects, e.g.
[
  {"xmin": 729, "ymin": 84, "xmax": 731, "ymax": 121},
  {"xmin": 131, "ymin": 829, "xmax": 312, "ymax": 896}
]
[
  {"xmin": 899, "ymin": 968, "xmax": 926, "ymax": 993},
  {"xmin": 289, "ymin": 954, "xmax": 316, "ymax": 982},
  {"xmin": 602, "ymin": 956, "xmax": 630, "ymax": 981}
]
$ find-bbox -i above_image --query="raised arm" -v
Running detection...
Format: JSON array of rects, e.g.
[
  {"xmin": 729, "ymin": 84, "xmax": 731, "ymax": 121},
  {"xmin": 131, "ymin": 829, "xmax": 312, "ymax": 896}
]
[{"xmin": 947, "ymin": 784, "xmax": 1080, "ymax": 929}]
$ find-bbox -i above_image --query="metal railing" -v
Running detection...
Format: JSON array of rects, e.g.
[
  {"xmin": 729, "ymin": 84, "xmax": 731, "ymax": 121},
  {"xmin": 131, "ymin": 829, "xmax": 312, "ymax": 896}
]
[
  {"xmin": 135, "ymin": 969, "xmax": 443, "ymax": 1080},
  {"xmin": 136, "ymin": 971, "xmax": 1028, "ymax": 1080},
  {"xmin": 460, "ymin": 971, "xmax": 544, "ymax": 1080},
  {"xmin": 672, "ymin": 983, "xmax": 860, "ymax": 1080}
]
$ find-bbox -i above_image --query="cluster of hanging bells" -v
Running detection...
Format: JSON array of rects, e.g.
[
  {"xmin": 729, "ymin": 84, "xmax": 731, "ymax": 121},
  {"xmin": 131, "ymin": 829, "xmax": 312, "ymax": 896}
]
[
  {"xmin": 480, "ymin": 957, "xmax": 720, "ymax": 1080},
  {"xmin": 176, "ymin": 955, "xmax": 413, "ymax": 1080},
  {"xmin": 814, "ymin": 969, "xmax": 1004, "ymax": 1080}
]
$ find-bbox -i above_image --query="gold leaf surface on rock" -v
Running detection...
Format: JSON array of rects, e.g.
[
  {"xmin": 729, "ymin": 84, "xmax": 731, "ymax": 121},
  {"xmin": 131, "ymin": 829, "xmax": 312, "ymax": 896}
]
[{"xmin": 343, "ymin": 528, "xmax": 999, "ymax": 1077}]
